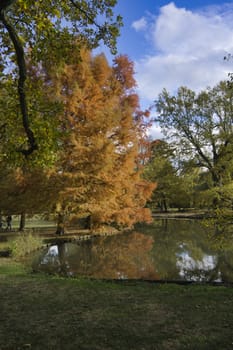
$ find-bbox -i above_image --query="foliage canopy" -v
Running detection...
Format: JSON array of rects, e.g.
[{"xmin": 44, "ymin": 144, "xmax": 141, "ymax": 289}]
[
  {"xmin": 0, "ymin": 0, "xmax": 122, "ymax": 155},
  {"xmin": 154, "ymin": 81, "xmax": 233, "ymax": 209}
]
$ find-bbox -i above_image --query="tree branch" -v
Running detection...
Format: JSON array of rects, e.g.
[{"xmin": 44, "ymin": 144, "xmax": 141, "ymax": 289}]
[
  {"xmin": 0, "ymin": 0, "xmax": 16, "ymax": 12},
  {"xmin": 0, "ymin": 9, "xmax": 37, "ymax": 156},
  {"xmin": 69, "ymin": 0, "xmax": 100, "ymax": 28}
]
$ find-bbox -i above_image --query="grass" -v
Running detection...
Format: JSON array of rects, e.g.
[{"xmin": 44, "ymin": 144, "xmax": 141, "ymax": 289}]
[
  {"xmin": 0, "ymin": 258, "xmax": 27, "ymax": 275},
  {"xmin": 0, "ymin": 259, "xmax": 233, "ymax": 350}
]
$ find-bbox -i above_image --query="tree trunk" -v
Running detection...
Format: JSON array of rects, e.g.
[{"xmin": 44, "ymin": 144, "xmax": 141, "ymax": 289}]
[
  {"xmin": 211, "ymin": 170, "xmax": 223, "ymax": 208},
  {"xmin": 0, "ymin": 6, "xmax": 37, "ymax": 156},
  {"xmin": 161, "ymin": 194, "xmax": 168, "ymax": 212},
  {"xmin": 0, "ymin": 212, "xmax": 2, "ymax": 229},
  {"xmin": 85, "ymin": 215, "xmax": 93, "ymax": 230},
  {"xmin": 19, "ymin": 212, "xmax": 25, "ymax": 231},
  {"xmin": 56, "ymin": 213, "xmax": 65, "ymax": 235}
]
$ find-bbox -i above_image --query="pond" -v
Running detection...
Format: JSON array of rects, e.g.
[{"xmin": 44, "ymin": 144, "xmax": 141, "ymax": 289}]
[{"xmin": 31, "ymin": 219, "xmax": 233, "ymax": 283}]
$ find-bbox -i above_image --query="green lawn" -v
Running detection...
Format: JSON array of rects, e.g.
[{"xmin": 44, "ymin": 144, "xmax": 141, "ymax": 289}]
[{"xmin": 0, "ymin": 259, "xmax": 233, "ymax": 350}]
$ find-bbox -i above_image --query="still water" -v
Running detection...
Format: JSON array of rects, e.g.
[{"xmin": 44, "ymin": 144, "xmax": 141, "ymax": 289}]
[{"xmin": 32, "ymin": 219, "xmax": 233, "ymax": 282}]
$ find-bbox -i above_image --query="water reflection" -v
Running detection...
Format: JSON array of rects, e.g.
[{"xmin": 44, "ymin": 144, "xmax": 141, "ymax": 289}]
[
  {"xmin": 177, "ymin": 252, "xmax": 219, "ymax": 282},
  {"xmin": 32, "ymin": 219, "xmax": 233, "ymax": 282}
]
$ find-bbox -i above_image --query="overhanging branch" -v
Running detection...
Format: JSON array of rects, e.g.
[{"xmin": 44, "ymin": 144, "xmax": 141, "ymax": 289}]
[
  {"xmin": 0, "ymin": 9, "xmax": 37, "ymax": 156},
  {"xmin": 69, "ymin": 0, "xmax": 100, "ymax": 27}
]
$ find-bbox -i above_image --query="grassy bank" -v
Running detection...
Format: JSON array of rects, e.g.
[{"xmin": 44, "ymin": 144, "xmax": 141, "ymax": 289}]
[{"xmin": 0, "ymin": 259, "xmax": 233, "ymax": 350}]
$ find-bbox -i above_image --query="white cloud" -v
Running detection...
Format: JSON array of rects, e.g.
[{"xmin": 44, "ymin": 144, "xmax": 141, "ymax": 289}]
[
  {"xmin": 131, "ymin": 17, "xmax": 147, "ymax": 31},
  {"xmin": 154, "ymin": 3, "xmax": 233, "ymax": 54},
  {"xmin": 147, "ymin": 123, "xmax": 163, "ymax": 140},
  {"xmin": 133, "ymin": 2, "xmax": 233, "ymax": 104}
]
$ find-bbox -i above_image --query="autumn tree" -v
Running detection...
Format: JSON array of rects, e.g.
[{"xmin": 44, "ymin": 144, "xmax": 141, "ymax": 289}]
[
  {"xmin": 0, "ymin": 0, "xmax": 122, "ymax": 156},
  {"xmin": 0, "ymin": 165, "xmax": 61, "ymax": 230},
  {"xmin": 49, "ymin": 48, "xmax": 154, "ymax": 233},
  {"xmin": 155, "ymin": 81, "xmax": 233, "ymax": 208}
]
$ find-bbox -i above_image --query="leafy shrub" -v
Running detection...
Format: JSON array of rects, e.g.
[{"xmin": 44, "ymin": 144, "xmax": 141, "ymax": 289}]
[{"xmin": 10, "ymin": 232, "xmax": 43, "ymax": 259}]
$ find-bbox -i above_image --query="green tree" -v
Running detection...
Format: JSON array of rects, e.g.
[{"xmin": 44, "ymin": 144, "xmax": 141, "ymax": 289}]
[
  {"xmin": 0, "ymin": 0, "xmax": 122, "ymax": 156},
  {"xmin": 0, "ymin": 66, "xmax": 61, "ymax": 167},
  {"xmin": 155, "ymin": 81, "xmax": 233, "ymax": 208},
  {"xmin": 144, "ymin": 140, "xmax": 193, "ymax": 211}
]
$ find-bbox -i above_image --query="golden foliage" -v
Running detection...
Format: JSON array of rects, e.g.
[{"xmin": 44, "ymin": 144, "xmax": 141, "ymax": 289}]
[{"xmin": 47, "ymin": 47, "xmax": 155, "ymax": 228}]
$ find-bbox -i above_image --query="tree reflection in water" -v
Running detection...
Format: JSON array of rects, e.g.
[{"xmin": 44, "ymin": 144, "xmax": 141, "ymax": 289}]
[{"xmin": 32, "ymin": 219, "xmax": 233, "ymax": 282}]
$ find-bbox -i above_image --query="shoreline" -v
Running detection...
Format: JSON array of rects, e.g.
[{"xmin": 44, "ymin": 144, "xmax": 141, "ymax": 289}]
[{"xmin": 152, "ymin": 210, "xmax": 209, "ymax": 219}]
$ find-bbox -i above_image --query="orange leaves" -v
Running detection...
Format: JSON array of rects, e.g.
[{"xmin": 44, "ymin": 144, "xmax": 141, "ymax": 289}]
[
  {"xmin": 50, "ymin": 47, "xmax": 154, "ymax": 228},
  {"xmin": 113, "ymin": 55, "xmax": 137, "ymax": 90}
]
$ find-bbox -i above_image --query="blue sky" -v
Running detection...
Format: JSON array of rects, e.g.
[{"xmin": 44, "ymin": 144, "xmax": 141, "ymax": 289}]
[{"xmin": 96, "ymin": 1, "xmax": 233, "ymax": 138}]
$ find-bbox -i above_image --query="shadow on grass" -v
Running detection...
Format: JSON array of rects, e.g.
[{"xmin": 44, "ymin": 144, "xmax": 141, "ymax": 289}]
[{"xmin": 0, "ymin": 262, "xmax": 233, "ymax": 350}]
